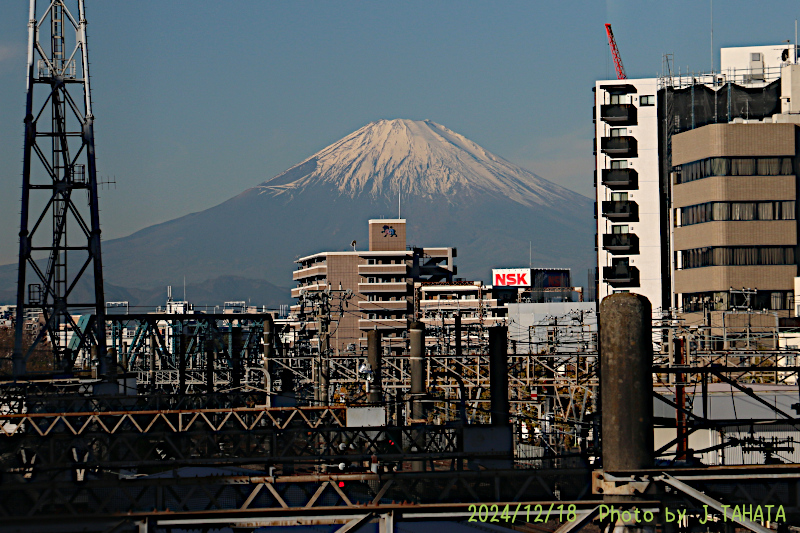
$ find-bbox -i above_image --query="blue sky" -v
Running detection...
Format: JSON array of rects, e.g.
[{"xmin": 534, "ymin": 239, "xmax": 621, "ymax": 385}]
[{"xmin": 0, "ymin": 0, "xmax": 798, "ymax": 265}]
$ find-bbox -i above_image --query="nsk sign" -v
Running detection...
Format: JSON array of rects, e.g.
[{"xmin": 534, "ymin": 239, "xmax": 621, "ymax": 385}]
[{"xmin": 492, "ymin": 268, "xmax": 532, "ymax": 287}]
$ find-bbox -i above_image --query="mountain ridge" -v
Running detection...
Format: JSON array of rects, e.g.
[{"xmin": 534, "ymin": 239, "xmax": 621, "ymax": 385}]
[
  {"xmin": 0, "ymin": 119, "xmax": 594, "ymax": 305},
  {"xmin": 253, "ymin": 119, "xmax": 585, "ymax": 207}
]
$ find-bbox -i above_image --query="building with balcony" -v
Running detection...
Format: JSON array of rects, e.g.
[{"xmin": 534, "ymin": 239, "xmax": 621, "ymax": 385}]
[
  {"xmin": 292, "ymin": 218, "xmax": 455, "ymax": 355},
  {"xmin": 594, "ymin": 44, "xmax": 792, "ymax": 318},
  {"xmin": 594, "ymin": 77, "xmax": 664, "ymax": 309}
]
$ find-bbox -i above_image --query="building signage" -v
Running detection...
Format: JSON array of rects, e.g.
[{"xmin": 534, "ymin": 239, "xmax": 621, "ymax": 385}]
[{"xmin": 492, "ymin": 268, "xmax": 531, "ymax": 287}]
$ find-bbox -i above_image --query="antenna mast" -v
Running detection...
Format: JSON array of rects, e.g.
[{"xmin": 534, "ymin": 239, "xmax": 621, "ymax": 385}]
[{"xmin": 13, "ymin": 0, "xmax": 109, "ymax": 376}]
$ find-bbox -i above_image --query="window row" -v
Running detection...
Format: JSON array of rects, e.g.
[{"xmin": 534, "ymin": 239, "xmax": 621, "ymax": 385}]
[
  {"xmin": 675, "ymin": 157, "xmax": 794, "ymax": 184},
  {"xmin": 680, "ymin": 201, "xmax": 795, "ymax": 225},
  {"xmin": 680, "ymin": 246, "xmax": 796, "ymax": 269},
  {"xmin": 682, "ymin": 290, "xmax": 794, "ymax": 311},
  {"xmin": 608, "ymin": 94, "xmax": 654, "ymax": 105}
]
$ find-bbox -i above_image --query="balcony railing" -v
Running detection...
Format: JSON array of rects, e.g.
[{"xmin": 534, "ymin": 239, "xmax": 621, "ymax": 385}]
[
  {"xmin": 600, "ymin": 136, "xmax": 637, "ymax": 156},
  {"xmin": 601, "ymin": 168, "xmax": 638, "ymax": 189},
  {"xmin": 602, "ymin": 233, "xmax": 639, "ymax": 254},
  {"xmin": 600, "ymin": 104, "xmax": 637, "ymax": 125},
  {"xmin": 601, "ymin": 200, "xmax": 638, "ymax": 221},
  {"xmin": 602, "ymin": 265, "xmax": 640, "ymax": 287},
  {"xmin": 358, "ymin": 282, "xmax": 409, "ymax": 294}
]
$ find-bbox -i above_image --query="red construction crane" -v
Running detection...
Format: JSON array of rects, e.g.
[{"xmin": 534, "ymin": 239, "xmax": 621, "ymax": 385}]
[{"xmin": 605, "ymin": 23, "xmax": 627, "ymax": 80}]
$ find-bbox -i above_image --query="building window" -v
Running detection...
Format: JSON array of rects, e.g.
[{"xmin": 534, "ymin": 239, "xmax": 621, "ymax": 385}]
[
  {"xmin": 680, "ymin": 201, "xmax": 795, "ymax": 225},
  {"xmin": 610, "ymin": 160, "xmax": 627, "ymax": 169},
  {"xmin": 368, "ymin": 277, "xmax": 376, "ymax": 283},
  {"xmin": 683, "ymin": 290, "xmax": 793, "ymax": 311},
  {"xmin": 640, "ymin": 95, "xmax": 655, "ymax": 106},
  {"xmin": 680, "ymin": 246, "xmax": 796, "ymax": 269},
  {"xmin": 612, "ymin": 225, "xmax": 629, "ymax": 234},
  {"xmin": 367, "ymin": 259, "xmax": 376, "ymax": 265},
  {"xmin": 610, "ymin": 127, "xmax": 627, "ymax": 137},
  {"xmin": 611, "ymin": 192, "xmax": 628, "ymax": 201},
  {"xmin": 610, "ymin": 94, "xmax": 625, "ymax": 104},
  {"xmin": 675, "ymin": 157, "xmax": 794, "ymax": 184},
  {"xmin": 610, "ymin": 257, "xmax": 630, "ymax": 270}
]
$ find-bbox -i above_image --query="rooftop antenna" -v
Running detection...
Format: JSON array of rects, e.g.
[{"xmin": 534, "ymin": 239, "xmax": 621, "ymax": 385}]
[{"xmin": 710, "ymin": 0, "xmax": 713, "ymax": 72}]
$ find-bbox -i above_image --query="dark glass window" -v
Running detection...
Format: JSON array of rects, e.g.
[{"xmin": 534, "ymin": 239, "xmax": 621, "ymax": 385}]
[
  {"xmin": 680, "ymin": 201, "xmax": 795, "ymax": 225},
  {"xmin": 674, "ymin": 156, "xmax": 794, "ymax": 184},
  {"xmin": 680, "ymin": 246, "xmax": 795, "ymax": 269}
]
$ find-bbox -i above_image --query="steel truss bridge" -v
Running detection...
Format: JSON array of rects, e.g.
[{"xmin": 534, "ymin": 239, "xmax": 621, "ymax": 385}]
[{"xmin": 1, "ymin": 313, "xmax": 800, "ymax": 531}]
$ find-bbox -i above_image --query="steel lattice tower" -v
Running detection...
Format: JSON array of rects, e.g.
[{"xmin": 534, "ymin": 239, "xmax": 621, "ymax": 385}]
[{"xmin": 12, "ymin": 0, "xmax": 108, "ymax": 377}]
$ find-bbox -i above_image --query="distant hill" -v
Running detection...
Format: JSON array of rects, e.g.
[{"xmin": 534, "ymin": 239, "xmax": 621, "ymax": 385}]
[{"xmin": 0, "ymin": 119, "xmax": 594, "ymax": 306}]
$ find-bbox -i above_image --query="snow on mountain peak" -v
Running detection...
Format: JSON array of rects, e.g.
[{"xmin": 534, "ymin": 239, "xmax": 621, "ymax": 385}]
[{"xmin": 256, "ymin": 119, "xmax": 578, "ymax": 207}]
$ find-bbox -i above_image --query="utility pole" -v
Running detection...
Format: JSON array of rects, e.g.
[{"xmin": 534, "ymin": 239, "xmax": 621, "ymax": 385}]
[{"xmin": 316, "ymin": 292, "xmax": 330, "ymax": 406}]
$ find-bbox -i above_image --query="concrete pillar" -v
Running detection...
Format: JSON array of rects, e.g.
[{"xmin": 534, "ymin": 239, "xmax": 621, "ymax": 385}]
[
  {"xmin": 454, "ymin": 313, "xmax": 462, "ymax": 357},
  {"xmin": 367, "ymin": 330, "xmax": 382, "ymax": 404},
  {"xmin": 599, "ymin": 293, "xmax": 653, "ymax": 472},
  {"xmin": 107, "ymin": 348, "xmax": 117, "ymax": 380},
  {"xmin": 409, "ymin": 326, "xmax": 425, "ymax": 421},
  {"xmin": 205, "ymin": 338, "xmax": 215, "ymax": 395},
  {"xmin": 263, "ymin": 317, "xmax": 274, "ymax": 406},
  {"xmin": 318, "ymin": 320, "xmax": 329, "ymax": 406},
  {"xmin": 488, "ymin": 326, "xmax": 509, "ymax": 427},
  {"xmin": 148, "ymin": 334, "xmax": 156, "ymax": 390},
  {"xmin": 231, "ymin": 327, "xmax": 242, "ymax": 389},
  {"xmin": 178, "ymin": 332, "xmax": 188, "ymax": 395}
]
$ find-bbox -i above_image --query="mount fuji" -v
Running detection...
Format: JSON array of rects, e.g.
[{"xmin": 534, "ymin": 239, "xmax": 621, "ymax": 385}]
[{"xmin": 0, "ymin": 119, "xmax": 594, "ymax": 307}]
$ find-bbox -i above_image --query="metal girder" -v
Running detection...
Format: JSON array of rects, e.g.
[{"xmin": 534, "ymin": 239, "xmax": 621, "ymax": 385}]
[{"xmin": 656, "ymin": 473, "xmax": 772, "ymax": 533}]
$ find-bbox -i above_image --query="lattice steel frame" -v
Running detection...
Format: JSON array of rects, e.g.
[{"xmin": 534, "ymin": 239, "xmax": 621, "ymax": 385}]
[{"xmin": 13, "ymin": 0, "xmax": 107, "ymax": 377}]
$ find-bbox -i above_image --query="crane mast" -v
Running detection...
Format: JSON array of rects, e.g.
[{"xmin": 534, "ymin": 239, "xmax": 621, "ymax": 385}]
[{"xmin": 605, "ymin": 23, "xmax": 627, "ymax": 80}]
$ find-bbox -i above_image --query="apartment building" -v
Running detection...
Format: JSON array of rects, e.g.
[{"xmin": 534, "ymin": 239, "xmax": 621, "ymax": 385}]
[
  {"xmin": 594, "ymin": 44, "xmax": 792, "ymax": 317},
  {"xmin": 594, "ymin": 77, "xmax": 665, "ymax": 310},
  {"xmin": 292, "ymin": 219, "xmax": 455, "ymax": 354}
]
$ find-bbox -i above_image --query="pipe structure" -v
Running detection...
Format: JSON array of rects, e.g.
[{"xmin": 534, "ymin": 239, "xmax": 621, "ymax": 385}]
[
  {"xmin": 367, "ymin": 330, "xmax": 382, "ymax": 404},
  {"xmin": 488, "ymin": 326, "xmax": 509, "ymax": 427},
  {"xmin": 599, "ymin": 293, "xmax": 653, "ymax": 472}
]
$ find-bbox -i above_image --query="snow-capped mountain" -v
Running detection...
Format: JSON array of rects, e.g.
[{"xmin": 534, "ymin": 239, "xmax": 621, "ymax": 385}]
[
  {"xmin": 258, "ymin": 119, "xmax": 576, "ymax": 207},
  {"xmin": 0, "ymin": 119, "xmax": 595, "ymax": 306}
]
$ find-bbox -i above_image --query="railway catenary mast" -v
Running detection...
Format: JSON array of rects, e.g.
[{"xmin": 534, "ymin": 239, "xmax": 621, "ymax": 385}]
[{"xmin": 13, "ymin": 0, "xmax": 108, "ymax": 376}]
